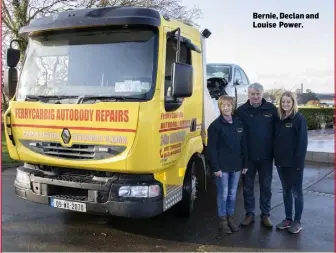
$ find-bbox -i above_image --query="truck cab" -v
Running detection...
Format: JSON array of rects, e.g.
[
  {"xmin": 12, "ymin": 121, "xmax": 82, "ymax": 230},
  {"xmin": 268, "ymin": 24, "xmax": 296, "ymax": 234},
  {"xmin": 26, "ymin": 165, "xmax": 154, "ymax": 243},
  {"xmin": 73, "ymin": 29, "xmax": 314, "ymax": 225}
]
[{"xmin": 4, "ymin": 6, "xmax": 213, "ymax": 218}]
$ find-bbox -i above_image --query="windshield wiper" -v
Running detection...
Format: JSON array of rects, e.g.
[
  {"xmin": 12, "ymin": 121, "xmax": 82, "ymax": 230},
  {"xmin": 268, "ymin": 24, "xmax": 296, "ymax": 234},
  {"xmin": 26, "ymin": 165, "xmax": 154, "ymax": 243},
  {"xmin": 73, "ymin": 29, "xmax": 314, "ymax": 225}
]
[
  {"xmin": 77, "ymin": 95, "xmax": 147, "ymax": 104},
  {"xmin": 24, "ymin": 95, "xmax": 147, "ymax": 104},
  {"xmin": 25, "ymin": 95, "xmax": 78, "ymax": 102}
]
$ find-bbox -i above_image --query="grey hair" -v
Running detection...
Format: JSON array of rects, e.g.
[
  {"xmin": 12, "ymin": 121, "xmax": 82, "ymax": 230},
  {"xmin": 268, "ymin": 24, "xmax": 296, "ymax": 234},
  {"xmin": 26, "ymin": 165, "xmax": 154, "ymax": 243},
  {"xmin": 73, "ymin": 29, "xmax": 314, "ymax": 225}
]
[{"xmin": 248, "ymin": 82, "xmax": 264, "ymax": 92}]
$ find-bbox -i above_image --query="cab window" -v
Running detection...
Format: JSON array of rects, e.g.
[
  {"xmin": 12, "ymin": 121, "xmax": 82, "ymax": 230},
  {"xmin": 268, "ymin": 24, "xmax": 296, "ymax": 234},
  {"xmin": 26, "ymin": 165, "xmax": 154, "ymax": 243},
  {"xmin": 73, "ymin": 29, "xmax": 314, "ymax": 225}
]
[
  {"xmin": 164, "ymin": 37, "xmax": 191, "ymax": 96},
  {"xmin": 239, "ymin": 68, "xmax": 250, "ymax": 85}
]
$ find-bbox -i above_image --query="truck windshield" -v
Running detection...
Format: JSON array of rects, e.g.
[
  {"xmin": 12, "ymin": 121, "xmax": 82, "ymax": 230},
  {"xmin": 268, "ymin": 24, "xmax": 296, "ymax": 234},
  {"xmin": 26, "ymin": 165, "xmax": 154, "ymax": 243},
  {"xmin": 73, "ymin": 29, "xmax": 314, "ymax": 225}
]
[{"xmin": 16, "ymin": 27, "xmax": 158, "ymax": 101}]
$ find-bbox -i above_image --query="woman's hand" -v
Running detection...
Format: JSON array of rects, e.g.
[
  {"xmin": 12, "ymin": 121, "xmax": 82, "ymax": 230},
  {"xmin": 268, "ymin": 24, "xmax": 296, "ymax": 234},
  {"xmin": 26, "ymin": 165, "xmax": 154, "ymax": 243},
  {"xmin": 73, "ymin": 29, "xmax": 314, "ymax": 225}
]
[
  {"xmin": 242, "ymin": 168, "xmax": 248, "ymax": 174},
  {"xmin": 214, "ymin": 171, "xmax": 222, "ymax": 177}
]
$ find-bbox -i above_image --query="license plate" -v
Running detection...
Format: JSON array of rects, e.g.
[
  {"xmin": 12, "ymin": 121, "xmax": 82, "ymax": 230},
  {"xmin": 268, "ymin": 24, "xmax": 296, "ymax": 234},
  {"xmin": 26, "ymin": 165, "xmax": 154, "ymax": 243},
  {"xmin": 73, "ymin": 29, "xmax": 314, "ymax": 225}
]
[{"xmin": 50, "ymin": 198, "xmax": 87, "ymax": 212}]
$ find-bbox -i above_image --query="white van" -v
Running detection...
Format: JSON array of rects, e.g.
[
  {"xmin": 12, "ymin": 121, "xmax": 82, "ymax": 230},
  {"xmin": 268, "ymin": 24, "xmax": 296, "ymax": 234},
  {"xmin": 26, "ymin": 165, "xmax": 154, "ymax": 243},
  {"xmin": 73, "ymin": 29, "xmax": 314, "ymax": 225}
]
[{"xmin": 206, "ymin": 63, "xmax": 250, "ymax": 108}]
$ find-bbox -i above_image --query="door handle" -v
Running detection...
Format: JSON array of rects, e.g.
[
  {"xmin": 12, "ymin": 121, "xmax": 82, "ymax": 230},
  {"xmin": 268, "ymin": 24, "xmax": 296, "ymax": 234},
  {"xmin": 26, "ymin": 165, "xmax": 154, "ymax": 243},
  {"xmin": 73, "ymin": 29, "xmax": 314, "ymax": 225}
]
[{"xmin": 190, "ymin": 118, "xmax": 196, "ymax": 132}]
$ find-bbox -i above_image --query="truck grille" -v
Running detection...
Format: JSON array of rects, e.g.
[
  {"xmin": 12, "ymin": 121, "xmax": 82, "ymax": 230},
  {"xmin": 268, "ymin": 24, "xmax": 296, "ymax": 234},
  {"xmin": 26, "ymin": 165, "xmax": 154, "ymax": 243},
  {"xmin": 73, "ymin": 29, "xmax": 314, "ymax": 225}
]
[
  {"xmin": 51, "ymin": 170, "xmax": 99, "ymax": 183},
  {"xmin": 42, "ymin": 142, "xmax": 95, "ymax": 160},
  {"xmin": 21, "ymin": 140, "xmax": 127, "ymax": 160},
  {"xmin": 52, "ymin": 194, "xmax": 88, "ymax": 201}
]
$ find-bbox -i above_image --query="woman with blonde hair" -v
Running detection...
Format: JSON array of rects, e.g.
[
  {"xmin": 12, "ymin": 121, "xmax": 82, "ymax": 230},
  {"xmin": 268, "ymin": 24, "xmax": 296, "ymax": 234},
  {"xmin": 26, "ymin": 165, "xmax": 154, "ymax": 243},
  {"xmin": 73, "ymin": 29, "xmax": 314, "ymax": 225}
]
[
  {"xmin": 207, "ymin": 95, "xmax": 248, "ymax": 234},
  {"xmin": 274, "ymin": 91, "xmax": 308, "ymax": 234}
]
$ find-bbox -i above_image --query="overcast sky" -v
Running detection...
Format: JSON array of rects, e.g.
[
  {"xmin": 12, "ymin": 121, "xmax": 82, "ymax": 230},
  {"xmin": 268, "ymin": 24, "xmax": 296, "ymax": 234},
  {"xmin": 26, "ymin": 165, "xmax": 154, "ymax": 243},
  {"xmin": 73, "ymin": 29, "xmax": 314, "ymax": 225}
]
[{"xmin": 182, "ymin": 0, "xmax": 334, "ymax": 94}]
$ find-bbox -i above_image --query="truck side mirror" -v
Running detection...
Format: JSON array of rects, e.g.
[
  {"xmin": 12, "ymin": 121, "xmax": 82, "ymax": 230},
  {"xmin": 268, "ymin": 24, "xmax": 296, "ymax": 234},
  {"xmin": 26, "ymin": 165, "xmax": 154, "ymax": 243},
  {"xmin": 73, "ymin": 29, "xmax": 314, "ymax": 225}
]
[
  {"xmin": 171, "ymin": 62, "xmax": 193, "ymax": 98},
  {"xmin": 7, "ymin": 47, "xmax": 20, "ymax": 68},
  {"xmin": 4, "ymin": 68, "xmax": 18, "ymax": 98},
  {"xmin": 4, "ymin": 42, "xmax": 21, "ymax": 98}
]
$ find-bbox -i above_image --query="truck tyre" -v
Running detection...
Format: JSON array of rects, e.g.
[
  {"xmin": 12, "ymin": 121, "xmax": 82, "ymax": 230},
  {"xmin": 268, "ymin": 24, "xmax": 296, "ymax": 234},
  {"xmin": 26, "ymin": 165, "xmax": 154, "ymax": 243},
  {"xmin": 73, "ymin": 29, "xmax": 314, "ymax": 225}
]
[{"xmin": 175, "ymin": 160, "xmax": 197, "ymax": 217}]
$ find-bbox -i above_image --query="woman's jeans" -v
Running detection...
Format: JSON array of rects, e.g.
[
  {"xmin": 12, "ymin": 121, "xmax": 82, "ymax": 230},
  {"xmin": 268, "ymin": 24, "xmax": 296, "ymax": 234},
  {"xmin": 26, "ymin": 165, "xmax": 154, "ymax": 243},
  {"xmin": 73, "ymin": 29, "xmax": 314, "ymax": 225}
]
[
  {"xmin": 215, "ymin": 171, "xmax": 241, "ymax": 217},
  {"xmin": 277, "ymin": 166, "xmax": 304, "ymax": 222}
]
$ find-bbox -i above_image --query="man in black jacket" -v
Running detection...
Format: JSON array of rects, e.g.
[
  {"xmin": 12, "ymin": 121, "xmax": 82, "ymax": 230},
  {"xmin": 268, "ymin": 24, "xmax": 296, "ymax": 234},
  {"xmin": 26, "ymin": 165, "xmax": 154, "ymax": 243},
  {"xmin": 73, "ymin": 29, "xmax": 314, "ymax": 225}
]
[{"xmin": 235, "ymin": 83, "xmax": 278, "ymax": 228}]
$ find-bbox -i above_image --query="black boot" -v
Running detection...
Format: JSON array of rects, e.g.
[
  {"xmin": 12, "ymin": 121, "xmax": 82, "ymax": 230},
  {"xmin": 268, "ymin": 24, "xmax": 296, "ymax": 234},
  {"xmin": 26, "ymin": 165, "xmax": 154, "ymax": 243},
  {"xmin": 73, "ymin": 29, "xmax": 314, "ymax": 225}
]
[
  {"xmin": 219, "ymin": 216, "xmax": 232, "ymax": 234},
  {"xmin": 227, "ymin": 215, "xmax": 240, "ymax": 232}
]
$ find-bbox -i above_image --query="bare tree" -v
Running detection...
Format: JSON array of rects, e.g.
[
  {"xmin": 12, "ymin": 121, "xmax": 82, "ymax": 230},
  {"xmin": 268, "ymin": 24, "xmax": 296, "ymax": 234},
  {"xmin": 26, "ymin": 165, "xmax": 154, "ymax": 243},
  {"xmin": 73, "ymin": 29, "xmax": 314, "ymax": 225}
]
[
  {"xmin": 87, "ymin": 0, "xmax": 202, "ymax": 26},
  {"xmin": 264, "ymin": 88, "xmax": 286, "ymax": 104},
  {"xmin": 2, "ymin": 0, "xmax": 202, "ymax": 54},
  {"xmin": 2, "ymin": 27, "xmax": 11, "ymax": 111}
]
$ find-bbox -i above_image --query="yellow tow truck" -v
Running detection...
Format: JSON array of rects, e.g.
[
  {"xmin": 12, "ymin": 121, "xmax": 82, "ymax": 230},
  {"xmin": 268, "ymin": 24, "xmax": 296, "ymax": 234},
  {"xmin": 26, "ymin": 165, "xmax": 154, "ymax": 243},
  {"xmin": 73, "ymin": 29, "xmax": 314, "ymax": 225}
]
[{"xmin": 3, "ymin": 6, "xmax": 219, "ymax": 218}]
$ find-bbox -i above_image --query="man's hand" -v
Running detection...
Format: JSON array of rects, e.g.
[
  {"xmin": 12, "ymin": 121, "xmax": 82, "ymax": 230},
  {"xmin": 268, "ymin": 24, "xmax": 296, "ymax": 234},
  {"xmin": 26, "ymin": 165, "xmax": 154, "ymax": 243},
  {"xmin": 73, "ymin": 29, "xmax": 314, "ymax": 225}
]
[
  {"xmin": 214, "ymin": 171, "xmax": 222, "ymax": 177},
  {"xmin": 242, "ymin": 168, "xmax": 248, "ymax": 174}
]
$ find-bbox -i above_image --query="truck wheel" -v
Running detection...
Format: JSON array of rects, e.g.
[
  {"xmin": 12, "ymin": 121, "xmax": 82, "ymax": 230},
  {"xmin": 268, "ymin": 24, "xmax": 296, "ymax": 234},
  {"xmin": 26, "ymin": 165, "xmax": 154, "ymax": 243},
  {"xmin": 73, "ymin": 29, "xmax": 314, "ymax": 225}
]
[{"xmin": 175, "ymin": 161, "xmax": 197, "ymax": 217}]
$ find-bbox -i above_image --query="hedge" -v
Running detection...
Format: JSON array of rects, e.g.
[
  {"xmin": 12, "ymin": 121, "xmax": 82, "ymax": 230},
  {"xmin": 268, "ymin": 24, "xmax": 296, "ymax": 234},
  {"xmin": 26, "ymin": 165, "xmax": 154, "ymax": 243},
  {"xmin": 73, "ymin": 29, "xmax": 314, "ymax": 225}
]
[{"xmin": 298, "ymin": 107, "xmax": 334, "ymax": 130}]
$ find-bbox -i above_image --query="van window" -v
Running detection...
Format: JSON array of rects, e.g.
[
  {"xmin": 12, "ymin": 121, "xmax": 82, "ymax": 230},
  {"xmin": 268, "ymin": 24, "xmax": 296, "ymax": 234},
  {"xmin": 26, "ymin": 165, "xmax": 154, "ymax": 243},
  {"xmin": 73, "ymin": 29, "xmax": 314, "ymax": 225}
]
[
  {"xmin": 234, "ymin": 68, "xmax": 242, "ymax": 83},
  {"xmin": 239, "ymin": 68, "xmax": 249, "ymax": 85}
]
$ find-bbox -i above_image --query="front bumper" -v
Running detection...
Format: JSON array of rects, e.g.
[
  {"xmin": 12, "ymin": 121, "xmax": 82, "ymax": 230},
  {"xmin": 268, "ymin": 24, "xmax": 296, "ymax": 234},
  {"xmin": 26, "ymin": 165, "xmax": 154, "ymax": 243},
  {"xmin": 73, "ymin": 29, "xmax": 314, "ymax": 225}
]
[{"xmin": 14, "ymin": 166, "xmax": 163, "ymax": 218}]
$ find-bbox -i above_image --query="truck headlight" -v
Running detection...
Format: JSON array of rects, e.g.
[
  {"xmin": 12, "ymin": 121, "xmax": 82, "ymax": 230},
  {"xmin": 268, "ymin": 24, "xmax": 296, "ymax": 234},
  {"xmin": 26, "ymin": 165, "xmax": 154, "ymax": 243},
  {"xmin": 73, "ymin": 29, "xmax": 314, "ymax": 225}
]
[
  {"xmin": 15, "ymin": 168, "xmax": 31, "ymax": 188},
  {"xmin": 118, "ymin": 185, "xmax": 160, "ymax": 198}
]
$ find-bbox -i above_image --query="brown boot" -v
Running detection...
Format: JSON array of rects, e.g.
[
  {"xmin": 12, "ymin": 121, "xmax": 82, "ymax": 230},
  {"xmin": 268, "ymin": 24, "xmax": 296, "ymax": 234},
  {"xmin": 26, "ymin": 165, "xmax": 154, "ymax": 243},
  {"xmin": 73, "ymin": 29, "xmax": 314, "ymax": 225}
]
[
  {"xmin": 261, "ymin": 216, "xmax": 273, "ymax": 228},
  {"xmin": 227, "ymin": 215, "xmax": 240, "ymax": 232},
  {"xmin": 219, "ymin": 216, "xmax": 232, "ymax": 234},
  {"xmin": 240, "ymin": 215, "xmax": 255, "ymax": 227}
]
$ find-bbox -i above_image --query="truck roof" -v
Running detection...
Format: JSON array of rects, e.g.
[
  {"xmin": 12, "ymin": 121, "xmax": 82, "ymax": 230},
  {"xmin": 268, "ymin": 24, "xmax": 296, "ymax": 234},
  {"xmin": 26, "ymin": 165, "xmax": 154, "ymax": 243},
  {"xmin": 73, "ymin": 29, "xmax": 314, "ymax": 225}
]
[{"xmin": 19, "ymin": 6, "xmax": 200, "ymax": 40}]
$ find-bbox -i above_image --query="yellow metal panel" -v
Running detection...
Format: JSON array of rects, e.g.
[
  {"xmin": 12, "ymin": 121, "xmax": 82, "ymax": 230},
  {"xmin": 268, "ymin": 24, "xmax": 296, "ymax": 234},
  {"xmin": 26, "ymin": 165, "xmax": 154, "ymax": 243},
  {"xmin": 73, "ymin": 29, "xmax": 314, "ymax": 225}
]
[{"xmin": 5, "ymin": 15, "xmax": 205, "ymax": 185}]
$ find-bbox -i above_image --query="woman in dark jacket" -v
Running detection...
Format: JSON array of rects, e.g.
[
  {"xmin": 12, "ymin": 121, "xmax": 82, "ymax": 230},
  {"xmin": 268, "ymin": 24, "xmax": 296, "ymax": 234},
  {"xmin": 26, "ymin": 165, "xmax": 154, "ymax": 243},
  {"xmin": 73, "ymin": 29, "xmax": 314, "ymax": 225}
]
[
  {"xmin": 274, "ymin": 91, "xmax": 308, "ymax": 234},
  {"xmin": 207, "ymin": 95, "xmax": 248, "ymax": 234}
]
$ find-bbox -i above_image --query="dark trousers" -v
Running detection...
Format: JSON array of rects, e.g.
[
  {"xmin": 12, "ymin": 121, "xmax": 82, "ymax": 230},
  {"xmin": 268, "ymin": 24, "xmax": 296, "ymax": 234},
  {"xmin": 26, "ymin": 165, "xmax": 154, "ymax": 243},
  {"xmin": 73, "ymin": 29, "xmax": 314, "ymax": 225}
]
[
  {"xmin": 277, "ymin": 166, "xmax": 304, "ymax": 222},
  {"xmin": 242, "ymin": 159, "xmax": 273, "ymax": 217}
]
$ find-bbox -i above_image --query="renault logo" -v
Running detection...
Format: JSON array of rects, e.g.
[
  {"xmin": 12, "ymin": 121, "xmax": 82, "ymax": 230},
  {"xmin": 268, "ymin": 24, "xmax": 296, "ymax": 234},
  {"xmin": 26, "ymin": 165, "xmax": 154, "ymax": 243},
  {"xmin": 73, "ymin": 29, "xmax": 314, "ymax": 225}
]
[{"xmin": 61, "ymin": 128, "xmax": 71, "ymax": 144}]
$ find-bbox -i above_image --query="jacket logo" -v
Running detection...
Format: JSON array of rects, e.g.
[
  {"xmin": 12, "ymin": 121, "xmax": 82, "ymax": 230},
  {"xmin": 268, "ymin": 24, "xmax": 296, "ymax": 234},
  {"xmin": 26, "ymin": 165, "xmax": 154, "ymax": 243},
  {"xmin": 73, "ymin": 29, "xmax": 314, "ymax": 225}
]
[
  {"xmin": 264, "ymin": 113, "xmax": 272, "ymax": 117},
  {"xmin": 237, "ymin": 128, "xmax": 243, "ymax": 133},
  {"xmin": 285, "ymin": 123, "xmax": 293, "ymax": 128}
]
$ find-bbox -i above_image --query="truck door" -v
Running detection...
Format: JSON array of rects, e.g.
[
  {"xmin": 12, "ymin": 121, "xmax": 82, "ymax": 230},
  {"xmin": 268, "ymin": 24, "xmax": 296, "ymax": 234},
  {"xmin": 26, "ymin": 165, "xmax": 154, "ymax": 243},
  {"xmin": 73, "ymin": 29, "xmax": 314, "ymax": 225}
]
[{"xmin": 159, "ymin": 27, "xmax": 202, "ymax": 167}]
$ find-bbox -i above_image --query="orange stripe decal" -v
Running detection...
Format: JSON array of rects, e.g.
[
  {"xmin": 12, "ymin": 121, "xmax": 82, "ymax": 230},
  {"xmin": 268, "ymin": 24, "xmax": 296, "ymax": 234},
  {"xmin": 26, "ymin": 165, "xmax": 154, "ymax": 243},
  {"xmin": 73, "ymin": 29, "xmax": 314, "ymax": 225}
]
[{"xmin": 12, "ymin": 124, "xmax": 136, "ymax": 133}]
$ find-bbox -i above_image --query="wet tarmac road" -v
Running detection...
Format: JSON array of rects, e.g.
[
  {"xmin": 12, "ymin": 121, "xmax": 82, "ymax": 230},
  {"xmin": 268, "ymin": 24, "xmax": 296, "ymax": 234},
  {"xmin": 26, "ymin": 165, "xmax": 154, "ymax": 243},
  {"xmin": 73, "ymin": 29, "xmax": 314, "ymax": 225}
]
[{"xmin": 2, "ymin": 162, "xmax": 334, "ymax": 252}]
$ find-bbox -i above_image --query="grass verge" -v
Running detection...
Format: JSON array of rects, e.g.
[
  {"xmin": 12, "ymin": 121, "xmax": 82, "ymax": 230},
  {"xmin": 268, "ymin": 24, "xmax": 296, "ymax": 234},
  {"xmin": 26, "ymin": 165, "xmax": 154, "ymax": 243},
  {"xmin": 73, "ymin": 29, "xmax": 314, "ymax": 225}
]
[{"xmin": 2, "ymin": 130, "xmax": 20, "ymax": 168}]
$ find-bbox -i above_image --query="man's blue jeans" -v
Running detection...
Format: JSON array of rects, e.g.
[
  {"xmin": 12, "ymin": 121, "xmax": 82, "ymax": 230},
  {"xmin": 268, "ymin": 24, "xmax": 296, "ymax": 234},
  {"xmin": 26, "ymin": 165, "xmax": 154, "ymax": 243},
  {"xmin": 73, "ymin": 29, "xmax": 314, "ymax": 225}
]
[
  {"xmin": 277, "ymin": 166, "xmax": 304, "ymax": 222},
  {"xmin": 215, "ymin": 171, "xmax": 241, "ymax": 217},
  {"xmin": 242, "ymin": 159, "xmax": 273, "ymax": 217}
]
